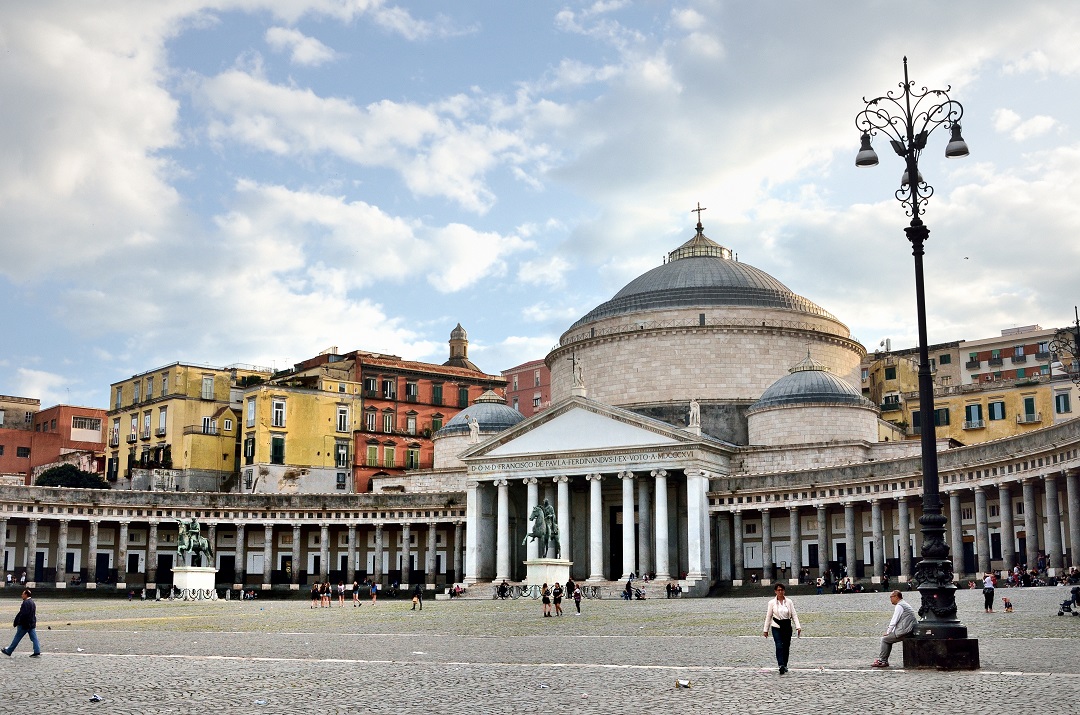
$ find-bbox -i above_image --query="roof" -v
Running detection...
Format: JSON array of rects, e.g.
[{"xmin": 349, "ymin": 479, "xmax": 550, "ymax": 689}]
[
  {"xmin": 570, "ymin": 224, "xmax": 835, "ymax": 329},
  {"xmin": 748, "ymin": 353, "xmax": 874, "ymax": 412},
  {"xmin": 436, "ymin": 390, "xmax": 525, "ymax": 437}
]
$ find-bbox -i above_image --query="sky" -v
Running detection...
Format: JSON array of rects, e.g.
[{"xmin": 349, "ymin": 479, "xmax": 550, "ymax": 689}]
[{"xmin": 2, "ymin": 1, "xmax": 1080, "ymax": 409}]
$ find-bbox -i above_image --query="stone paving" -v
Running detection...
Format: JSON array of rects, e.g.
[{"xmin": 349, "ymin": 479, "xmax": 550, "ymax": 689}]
[{"xmin": 0, "ymin": 585, "xmax": 1077, "ymax": 713}]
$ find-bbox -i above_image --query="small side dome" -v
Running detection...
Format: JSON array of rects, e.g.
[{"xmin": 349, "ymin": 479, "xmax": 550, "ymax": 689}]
[
  {"xmin": 450, "ymin": 323, "xmax": 468, "ymax": 340},
  {"xmin": 437, "ymin": 390, "xmax": 524, "ymax": 437},
  {"xmin": 747, "ymin": 352, "xmax": 872, "ymax": 413}
]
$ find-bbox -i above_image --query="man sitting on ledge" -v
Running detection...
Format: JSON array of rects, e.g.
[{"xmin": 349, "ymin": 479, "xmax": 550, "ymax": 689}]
[{"xmin": 872, "ymin": 590, "xmax": 917, "ymax": 668}]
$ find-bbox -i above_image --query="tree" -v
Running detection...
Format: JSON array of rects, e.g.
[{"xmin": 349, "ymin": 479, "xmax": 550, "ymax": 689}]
[{"xmin": 35, "ymin": 463, "xmax": 110, "ymax": 489}]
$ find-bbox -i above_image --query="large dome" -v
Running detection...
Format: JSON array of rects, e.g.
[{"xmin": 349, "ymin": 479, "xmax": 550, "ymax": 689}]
[
  {"xmin": 437, "ymin": 390, "xmax": 525, "ymax": 437},
  {"xmin": 748, "ymin": 353, "xmax": 874, "ymax": 412},
  {"xmin": 570, "ymin": 228, "xmax": 835, "ymax": 328}
]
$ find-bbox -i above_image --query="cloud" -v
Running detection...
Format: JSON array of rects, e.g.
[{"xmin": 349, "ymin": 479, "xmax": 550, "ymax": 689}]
[
  {"xmin": 992, "ymin": 108, "xmax": 1058, "ymax": 141},
  {"xmin": 265, "ymin": 26, "xmax": 338, "ymax": 66},
  {"xmin": 517, "ymin": 255, "xmax": 571, "ymax": 288},
  {"xmin": 14, "ymin": 368, "xmax": 72, "ymax": 406},
  {"xmin": 521, "ymin": 302, "xmax": 582, "ymax": 324}
]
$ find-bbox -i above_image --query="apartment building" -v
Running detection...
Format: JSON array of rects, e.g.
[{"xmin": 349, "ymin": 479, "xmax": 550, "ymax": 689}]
[{"xmin": 502, "ymin": 359, "xmax": 551, "ymax": 415}]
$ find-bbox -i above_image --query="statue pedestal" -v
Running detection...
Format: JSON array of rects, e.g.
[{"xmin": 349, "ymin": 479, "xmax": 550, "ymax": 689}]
[
  {"xmin": 525, "ymin": 559, "xmax": 573, "ymax": 587},
  {"xmin": 170, "ymin": 566, "xmax": 219, "ymax": 601}
]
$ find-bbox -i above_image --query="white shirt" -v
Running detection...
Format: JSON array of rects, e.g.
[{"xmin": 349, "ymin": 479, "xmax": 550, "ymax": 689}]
[
  {"xmin": 763, "ymin": 596, "xmax": 801, "ymax": 633},
  {"xmin": 983, "ymin": 574, "xmax": 995, "ymax": 589}
]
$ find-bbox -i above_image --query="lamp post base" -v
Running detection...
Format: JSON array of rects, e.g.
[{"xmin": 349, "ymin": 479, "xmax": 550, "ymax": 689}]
[{"xmin": 903, "ymin": 636, "xmax": 980, "ymax": 670}]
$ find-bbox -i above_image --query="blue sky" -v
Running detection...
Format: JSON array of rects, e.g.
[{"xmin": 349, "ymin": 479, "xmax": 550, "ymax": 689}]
[{"xmin": 2, "ymin": 1, "xmax": 1080, "ymax": 408}]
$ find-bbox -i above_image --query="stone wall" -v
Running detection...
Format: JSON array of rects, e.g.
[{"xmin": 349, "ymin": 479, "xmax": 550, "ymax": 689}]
[
  {"xmin": 372, "ymin": 469, "xmax": 468, "ymax": 494},
  {"xmin": 632, "ymin": 401, "xmax": 750, "ymax": 444},
  {"xmin": 748, "ymin": 403, "xmax": 878, "ymax": 446}
]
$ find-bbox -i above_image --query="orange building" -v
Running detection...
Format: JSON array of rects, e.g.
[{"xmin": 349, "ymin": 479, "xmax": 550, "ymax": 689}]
[
  {"xmin": 502, "ymin": 359, "xmax": 551, "ymax": 416},
  {"xmin": 0, "ymin": 399, "xmax": 106, "ymax": 483}
]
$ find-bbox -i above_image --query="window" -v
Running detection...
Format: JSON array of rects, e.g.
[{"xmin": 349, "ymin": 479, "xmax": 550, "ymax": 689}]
[
  {"xmin": 432, "ymin": 384, "xmax": 443, "ymax": 406},
  {"xmin": 406, "ymin": 447, "xmax": 420, "ymax": 469},
  {"xmin": 16, "ymin": 447, "xmax": 30, "ymax": 458},
  {"xmin": 512, "ymin": 375, "xmax": 518, "ymax": 391},
  {"xmin": 133, "ymin": 382, "xmax": 141, "ymax": 403},
  {"xmin": 130, "ymin": 415, "xmax": 138, "ymax": 436},
  {"xmin": 363, "ymin": 376, "xmax": 377, "ymax": 395},
  {"xmin": 142, "ymin": 412, "xmax": 151, "ymax": 437},
  {"xmin": 271, "ymin": 399, "xmax": 286, "ymax": 428},
  {"xmin": 201, "ymin": 376, "xmax": 214, "ymax": 400},
  {"xmin": 913, "ymin": 408, "xmax": 950, "ymax": 430},
  {"xmin": 383, "ymin": 446, "xmax": 395, "ymax": 468},
  {"xmin": 161, "ymin": 372, "xmax": 168, "ymax": 396},
  {"xmin": 1055, "ymin": 392, "xmax": 1072, "ymax": 414},
  {"xmin": 246, "ymin": 399, "xmax": 255, "ymax": 427},
  {"xmin": 382, "ymin": 379, "xmax": 396, "ymax": 399},
  {"xmin": 338, "ymin": 383, "xmax": 346, "ymax": 393},
  {"xmin": 861, "ymin": 367, "xmax": 869, "ymax": 381},
  {"xmin": 337, "ymin": 406, "xmax": 349, "ymax": 433},
  {"xmin": 961, "ymin": 507, "xmax": 973, "ymax": 520},
  {"xmin": 1023, "ymin": 396, "xmax": 1037, "ymax": 418},
  {"xmin": 336, "ymin": 473, "xmax": 347, "ymax": 490},
  {"xmin": 202, "ymin": 416, "xmax": 214, "ymax": 435},
  {"xmin": 365, "ymin": 411, "xmax": 376, "ymax": 432},
  {"xmin": 406, "ymin": 414, "xmax": 417, "ymax": 435},
  {"xmin": 533, "ymin": 396, "xmax": 541, "ymax": 408},
  {"xmin": 405, "ymin": 382, "xmax": 418, "ymax": 402},
  {"xmin": 988, "ymin": 401, "xmax": 1005, "ymax": 421},
  {"xmin": 223, "ymin": 419, "xmax": 233, "ymax": 432},
  {"xmin": 989, "ymin": 504, "xmax": 999, "ymax": 517},
  {"xmin": 884, "ymin": 366, "xmax": 897, "ymax": 380},
  {"xmin": 458, "ymin": 386, "xmax": 469, "ymax": 407},
  {"xmin": 114, "ymin": 387, "xmax": 122, "ymax": 409},
  {"xmin": 244, "ymin": 436, "xmax": 255, "ymax": 465},
  {"xmin": 335, "ymin": 443, "xmax": 350, "ymax": 468},
  {"xmin": 270, "ymin": 436, "xmax": 285, "ymax": 465},
  {"xmin": 382, "ymin": 412, "xmax": 394, "ymax": 433},
  {"xmin": 24, "ymin": 411, "xmax": 32, "ymax": 424},
  {"xmin": 146, "ymin": 377, "xmax": 153, "ymax": 399},
  {"xmin": 366, "ymin": 444, "xmax": 379, "ymax": 467},
  {"xmin": 745, "ymin": 523, "xmax": 758, "ymax": 534},
  {"xmin": 431, "ymin": 415, "xmax": 443, "ymax": 432},
  {"xmin": 512, "ymin": 397, "xmax": 519, "ymax": 412},
  {"xmin": 244, "ymin": 469, "xmax": 253, "ymax": 489},
  {"xmin": 50, "ymin": 418, "xmax": 56, "ymax": 431},
  {"xmin": 72, "ymin": 416, "xmax": 102, "ymax": 431},
  {"xmin": 534, "ymin": 370, "xmax": 541, "ymax": 387},
  {"xmin": 1037, "ymin": 341, "xmax": 1049, "ymax": 355},
  {"xmin": 939, "ymin": 353, "xmax": 952, "ymax": 365},
  {"xmin": 964, "ymin": 403, "xmax": 983, "ymax": 427},
  {"xmin": 1014, "ymin": 346, "xmax": 1024, "ymax": 358}
]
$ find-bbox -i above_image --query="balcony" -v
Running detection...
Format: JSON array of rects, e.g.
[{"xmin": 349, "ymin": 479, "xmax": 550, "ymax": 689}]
[
  {"xmin": 988, "ymin": 357, "xmax": 1003, "ymax": 367},
  {"xmin": 140, "ymin": 429, "xmax": 151, "ymax": 440},
  {"xmin": 963, "ymin": 419, "xmax": 985, "ymax": 430},
  {"xmin": 405, "ymin": 394, "xmax": 418, "ymax": 403},
  {"xmin": 109, "ymin": 433, "xmax": 120, "ymax": 448},
  {"xmin": 1011, "ymin": 354, "xmax": 1027, "ymax": 364},
  {"xmin": 1016, "ymin": 412, "xmax": 1042, "ymax": 425},
  {"xmin": 880, "ymin": 401, "xmax": 902, "ymax": 412},
  {"xmin": 126, "ymin": 434, "xmax": 138, "ymax": 444},
  {"xmin": 1035, "ymin": 351, "xmax": 1051, "ymax": 360},
  {"xmin": 182, "ymin": 425, "xmax": 220, "ymax": 436},
  {"xmin": 155, "ymin": 427, "xmax": 167, "ymax": 437},
  {"xmin": 965, "ymin": 360, "xmax": 981, "ymax": 369}
]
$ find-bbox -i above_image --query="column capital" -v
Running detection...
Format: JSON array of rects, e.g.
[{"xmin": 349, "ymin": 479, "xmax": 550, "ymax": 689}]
[
  {"xmin": 523, "ymin": 477, "xmax": 538, "ymax": 485},
  {"xmin": 650, "ymin": 469, "xmax": 668, "ymax": 478},
  {"xmin": 585, "ymin": 473, "xmax": 603, "ymax": 482},
  {"xmin": 552, "ymin": 476, "xmax": 569, "ymax": 484},
  {"xmin": 466, "ymin": 479, "xmax": 482, "ymax": 489},
  {"xmin": 685, "ymin": 468, "xmax": 707, "ymax": 479},
  {"xmin": 973, "ymin": 485, "xmax": 985, "ymax": 494},
  {"xmin": 787, "ymin": 505, "xmax": 799, "ymax": 513},
  {"xmin": 493, "ymin": 478, "xmax": 509, "ymax": 487},
  {"xmin": 618, "ymin": 470, "xmax": 635, "ymax": 480}
]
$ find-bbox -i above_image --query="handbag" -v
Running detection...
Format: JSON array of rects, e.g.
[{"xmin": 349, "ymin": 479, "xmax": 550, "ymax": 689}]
[{"xmin": 412, "ymin": 595, "xmax": 419, "ymax": 604}]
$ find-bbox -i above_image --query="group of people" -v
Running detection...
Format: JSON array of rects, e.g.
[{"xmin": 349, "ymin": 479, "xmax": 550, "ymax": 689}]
[
  {"xmin": 4, "ymin": 572, "xmax": 27, "ymax": 587},
  {"xmin": 307, "ymin": 579, "xmax": 426, "ymax": 610},
  {"xmin": 540, "ymin": 579, "xmax": 583, "ymax": 616}
]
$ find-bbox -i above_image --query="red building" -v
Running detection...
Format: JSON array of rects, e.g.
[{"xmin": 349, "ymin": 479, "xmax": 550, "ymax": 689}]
[
  {"xmin": 0, "ymin": 398, "xmax": 106, "ymax": 484},
  {"xmin": 502, "ymin": 359, "xmax": 551, "ymax": 416},
  {"xmin": 353, "ymin": 326, "xmax": 505, "ymax": 491}
]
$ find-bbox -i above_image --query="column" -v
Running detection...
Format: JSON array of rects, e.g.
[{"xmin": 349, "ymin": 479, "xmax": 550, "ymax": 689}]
[
  {"xmin": 733, "ymin": 511, "xmax": 745, "ymax": 584},
  {"xmin": 207, "ymin": 523, "xmax": 217, "ymax": 571},
  {"xmin": 717, "ymin": 512, "xmax": 732, "ymax": 582},
  {"xmin": 788, "ymin": 507, "xmax": 801, "ymax": 585},
  {"xmin": 495, "ymin": 479, "xmax": 510, "ymax": 581},
  {"xmin": 146, "ymin": 522, "xmax": 158, "ymax": 586},
  {"xmin": 619, "ymin": 470, "xmax": 636, "ymax": 579},
  {"xmin": 897, "ymin": 497, "xmax": 912, "ymax": 582},
  {"xmin": 999, "ymin": 483, "xmax": 1015, "ymax": 572},
  {"xmin": 1066, "ymin": 472, "xmax": 1080, "ymax": 568},
  {"xmin": 317, "ymin": 523, "xmax": 329, "ymax": 582},
  {"xmin": 686, "ymin": 469, "xmax": 707, "ymax": 580},
  {"xmin": 524, "ymin": 478, "xmax": 539, "ymax": 562},
  {"xmin": 117, "ymin": 521, "xmax": 129, "ymax": 587},
  {"xmin": 974, "ymin": 487, "xmax": 991, "ymax": 575},
  {"xmin": 234, "ymin": 524, "xmax": 246, "ymax": 587},
  {"xmin": 426, "ymin": 522, "xmax": 437, "ymax": 586},
  {"xmin": 843, "ymin": 503, "xmax": 856, "ymax": 579},
  {"xmin": 816, "ymin": 505, "xmax": 829, "ymax": 579},
  {"xmin": 347, "ymin": 525, "xmax": 357, "ymax": 585},
  {"xmin": 87, "ymin": 521, "xmax": 99, "ymax": 588},
  {"xmin": 871, "ymin": 500, "xmax": 884, "ymax": 583},
  {"xmin": 374, "ymin": 523, "xmax": 385, "ymax": 584},
  {"xmin": 55, "ymin": 520, "xmax": 70, "ymax": 587},
  {"xmin": 555, "ymin": 476, "xmax": 570, "ymax": 561},
  {"xmin": 761, "ymin": 509, "xmax": 773, "ymax": 584},
  {"xmin": 463, "ymin": 480, "xmax": 477, "ymax": 584},
  {"xmin": 1045, "ymin": 474, "xmax": 1063, "ymax": 574},
  {"xmin": 453, "ymin": 522, "xmax": 463, "ymax": 582},
  {"xmin": 637, "ymin": 475, "xmax": 653, "ymax": 577},
  {"xmin": 1023, "ymin": 478, "xmax": 1040, "ymax": 569},
  {"xmin": 401, "ymin": 523, "xmax": 412, "ymax": 585},
  {"xmin": 291, "ymin": 525, "xmax": 302, "ymax": 586},
  {"xmin": 263, "ymin": 523, "xmax": 274, "ymax": 587},
  {"xmin": 949, "ymin": 491, "xmax": 964, "ymax": 579},
  {"xmin": 21, "ymin": 519, "xmax": 36, "ymax": 585},
  {"xmin": 0, "ymin": 518, "xmax": 6, "ymax": 581},
  {"xmin": 586, "ymin": 474, "xmax": 604, "ymax": 581},
  {"xmin": 652, "ymin": 470, "xmax": 670, "ymax": 580}
]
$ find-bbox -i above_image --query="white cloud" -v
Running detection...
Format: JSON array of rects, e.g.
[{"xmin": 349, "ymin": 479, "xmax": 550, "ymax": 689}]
[
  {"xmin": 517, "ymin": 255, "xmax": 571, "ymax": 288},
  {"xmin": 265, "ymin": 26, "xmax": 338, "ymax": 66},
  {"xmin": 992, "ymin": 108, "xmax": 1058, "ymax": 141},
  {"xmin": 14, "ymin": 368, "xmax": 71, "ymax": 406},
  {"xmin": 521, "ymin": 302, "xmax": 582, "ymax": 324}
]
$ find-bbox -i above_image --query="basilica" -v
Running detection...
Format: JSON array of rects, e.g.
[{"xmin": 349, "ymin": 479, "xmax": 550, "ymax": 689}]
[{"xmin": 1, "ymin": 219, "xmax": 1078, "ymax": 595}]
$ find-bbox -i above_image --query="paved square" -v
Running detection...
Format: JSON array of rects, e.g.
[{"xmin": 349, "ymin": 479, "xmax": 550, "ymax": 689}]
[{"xmin": 0, "ymin": 586, "xmax": 1077, "ymax": 713}]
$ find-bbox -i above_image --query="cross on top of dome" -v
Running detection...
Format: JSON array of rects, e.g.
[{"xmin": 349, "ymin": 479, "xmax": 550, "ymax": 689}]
[
  {"xmin": 667, "ymin": 203, "xmax": 733, "ymax": 262},
  {"xmin": 789, "ymin": 347, "xmax": 831, "ymax": 374}
]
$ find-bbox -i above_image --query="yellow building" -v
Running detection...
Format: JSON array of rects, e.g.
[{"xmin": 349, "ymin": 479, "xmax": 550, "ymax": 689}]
[
  {"xmin": 105, "ymin": 362, "xmax": 273, "ymax": 490},
  {"xmin": 861, "ymin": 341, "xmax": 962, "ymax": 433},
  {"xmin": 240, "ymin": 350, "xmax": 363, "ymax": 494}
]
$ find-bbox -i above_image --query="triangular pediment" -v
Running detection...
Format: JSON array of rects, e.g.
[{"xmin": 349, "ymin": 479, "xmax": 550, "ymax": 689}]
[{"xmin": 462, "ymin": 396, "xmax": 706, "ymax": 460}]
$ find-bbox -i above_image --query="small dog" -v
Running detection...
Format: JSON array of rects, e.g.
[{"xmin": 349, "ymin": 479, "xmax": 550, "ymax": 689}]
[{"xmin": 1002, "ymin": 597, "xmax": 1013, "ymax": 613}]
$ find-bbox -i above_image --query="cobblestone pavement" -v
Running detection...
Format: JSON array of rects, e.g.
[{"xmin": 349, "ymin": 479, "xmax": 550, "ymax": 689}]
[{"xmin": 0, "ymin": 586, "xmax": 1076, "ymax": 713}]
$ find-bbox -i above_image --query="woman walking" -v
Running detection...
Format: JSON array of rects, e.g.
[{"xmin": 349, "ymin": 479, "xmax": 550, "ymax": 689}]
[
  {"xmin": 352, "ymin": 580, "xmax": 361, "ymax": 607},
  {"xmin": 762, "ymin": 583, "xmax": 801, "ymax": 674},
  {"xmin": 541, "ymin": 583, "xmax": 552, "ymax": 617},
  {"xmin": 982, "ymin": 572, "xmax": 995, "ymax": 613},
  {"xmin": 572, "ymin": 584, "xmax": 582, "ymax": 615}
]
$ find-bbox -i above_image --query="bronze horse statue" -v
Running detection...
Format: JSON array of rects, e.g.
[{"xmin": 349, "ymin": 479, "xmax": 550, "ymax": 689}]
[{"xmin": 522, "ymin": 500, "xmax": 560, "ymax": 559}]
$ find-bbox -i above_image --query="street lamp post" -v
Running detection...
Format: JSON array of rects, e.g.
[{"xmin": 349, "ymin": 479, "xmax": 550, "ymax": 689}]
[
  {"xmin": 1050, "ymin": 307, "xmax": 1080, "ymax": 387},
  {"xmin": 855, "ymin": 57, "xmax": 979, "ymax": 669}
]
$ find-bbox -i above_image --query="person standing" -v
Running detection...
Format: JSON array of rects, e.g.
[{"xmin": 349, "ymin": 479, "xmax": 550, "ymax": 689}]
[
  {"xmin": 982, "ymin": 572, "xmax": 996, "ymax": 613},
  {"xmin": 352, "ymin": 580, "xmax": 361, "ymax": 607},
  {"xmin": 411, "ymin": 583, "xmax": 423, "ymax": 611},
  {"xmin": 572, "ymin": 584, "xmax": 582, "ymax": 615},
  {"xmin": 337, "ymin": 581, "xmax": 346, "ymax": 607},
  {"xmin": 369, "ymin": 579, "xmax": 378, "ymax": 604},
  {"xmin": 2, "ymin": 589, "xmax": 41, "ymax": 658},
  {"xmin": 541, "ymin": 583, "xmax": 552, "ymax": 617},
  {"xmin": 552, "ymin": 582, "xmax": 564, "ymax": 616},
  {"xmin": 310, "ymin": 582, "xmax": 320, "ymax": 609},
  {"xmin": 762, "ymin": 583, "xmax": 801, "ymax": 674},
  {"xmin": 872, "ymin": 590, "xmax": 917, "ymax": 667}
]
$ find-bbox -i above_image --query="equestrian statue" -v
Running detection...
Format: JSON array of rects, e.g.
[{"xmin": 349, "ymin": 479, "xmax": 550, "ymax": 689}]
[
  {"xmin": 522, "ymin": 498, "xmax": 560, "ymax": 559},
  {"xmin": 176, "ymin": 517, "xmax": 214, "ymax": 567}
]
